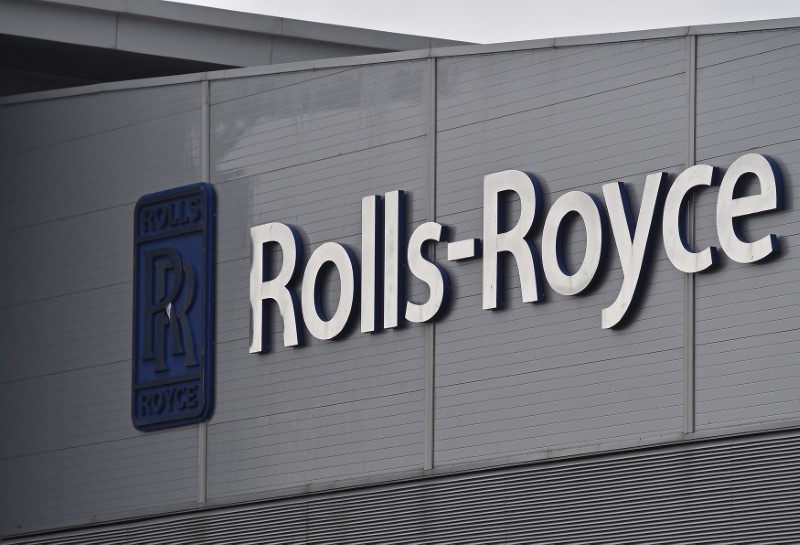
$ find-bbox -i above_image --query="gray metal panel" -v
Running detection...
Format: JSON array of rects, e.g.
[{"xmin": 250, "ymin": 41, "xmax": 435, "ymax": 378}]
[
  {"xmin": 434, "ymin": 40, "xmax": 688, "ymax": 467},
  {"xmin": 0, "ymin": 0, "xmax": 117, "ymax": 48},
  {"xmin": 694, "ymin": 30, "xmax": 800, "ymax": 432},
  {"xmin": 0, "ymin": 84, "xmax": 203, "ymax": 535},
  {"xmin": 0, "ymin": 0, "xmax": 467, "ymax": 73},
  {"xmin": 206, "ymin": 61, "xmax": 431, "ymax": 500},
  {"xmin": 0, "ymin": 84, "xmax": 201, "ymax": 230},
  {"xmin": 8, "ymin": 430, "xmax": 800, "ymax": 544},
  {"xmin": 115, "ymin": 14, "xmax": 274, "ymax": 67}
]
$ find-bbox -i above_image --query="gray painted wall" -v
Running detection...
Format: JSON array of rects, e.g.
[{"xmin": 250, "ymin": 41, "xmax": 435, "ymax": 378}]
[{"xmin": 2, "ymin": 25, "xmax": 800, "ymax": 538}]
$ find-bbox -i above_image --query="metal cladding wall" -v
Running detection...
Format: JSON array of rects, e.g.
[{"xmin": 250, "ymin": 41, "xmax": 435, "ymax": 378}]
[
  {"xmin": 1, "ymin": 22, "xmax": 800, "ymax": 543},
  {"xmin": 434, "ymin": 38, "xmax": 688, "ymax": 468},
  {"xmin": 0, "ymin": 85, "xmax": 204, "ymax": 532},
  {"xmin": 7, "ymin": 431, "xmax": 800, "ymax": 544},
  {"xmin": 208, "ymin": 62, "xmax": 432, "ymax": 497},
  {"xmin": 693, "ymin": 30, "xmax": 800, "ymax": 431}
]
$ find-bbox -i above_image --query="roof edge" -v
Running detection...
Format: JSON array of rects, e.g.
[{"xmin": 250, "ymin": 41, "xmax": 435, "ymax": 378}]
[
  {"xmin": 34, "ymin": 0, "xmax": 470, "ymax": 50},
  {"xmin": 5, "ymin": 15, "xmax": 800, "ymax": 106}
]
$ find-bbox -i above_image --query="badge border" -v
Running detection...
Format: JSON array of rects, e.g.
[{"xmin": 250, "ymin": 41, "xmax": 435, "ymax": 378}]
[{"xmin": 132, "ymin": 182, "xmax": 215, "ymax": 432}]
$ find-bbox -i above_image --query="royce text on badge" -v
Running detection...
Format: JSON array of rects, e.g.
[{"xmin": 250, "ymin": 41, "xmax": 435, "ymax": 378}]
[{"xmin": 133, "ymin": 183, "xmax": 215, "ymax": 431}]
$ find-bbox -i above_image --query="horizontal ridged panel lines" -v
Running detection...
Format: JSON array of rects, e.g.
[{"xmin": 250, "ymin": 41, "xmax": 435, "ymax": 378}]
[
  {"xmin": 694, "ymin": 30, "xmax": 800, "ymax": 431},
  {"xmin": 0, "ymin": 85, "xmax": 202, "ymax": 231},
  {"xmin": 10, "ymin": 431, "xmax": 800, "ymax": 544},
  {"xmin": 0, "ymin": 84, "xmax": 203, "ymax": 535},
  {"xmin": 434, "ymin": 40, "xmax": 687, "ymax": 467},
  {"xmin": 206, "ymin": 61, "xmax": 431, "ymax": 500}
]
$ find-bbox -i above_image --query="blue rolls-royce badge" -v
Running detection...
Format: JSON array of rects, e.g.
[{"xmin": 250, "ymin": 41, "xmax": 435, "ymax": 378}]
[{"xmin": 133, "ymin": 183, "xmax": 215, "ymax": 431}]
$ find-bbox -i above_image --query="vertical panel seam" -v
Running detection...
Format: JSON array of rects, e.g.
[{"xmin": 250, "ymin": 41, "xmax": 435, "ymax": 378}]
[
  {"xmin": 684, "ymin": 35, "xmax": 697, "ymax": 435},
  {"xmin": 424, "ymin": 56, "xmax": 436, "ymax": 471},
  {"xmin": 269, "ymin": 37, "xmax": 274, "ymax": 65},
  {"xmin": 199, "ymin": 78, "xmax": 210, "ymax": 503}
]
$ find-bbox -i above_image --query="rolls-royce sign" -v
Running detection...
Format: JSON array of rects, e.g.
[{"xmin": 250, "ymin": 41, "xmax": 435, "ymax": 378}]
[
  {"xmin": 249, "ymin": 154, "xmax": 783, "ymax": 352},
  {"xmin": 133, "ymin": 183, "xmax": 215, "ymax": 431}
]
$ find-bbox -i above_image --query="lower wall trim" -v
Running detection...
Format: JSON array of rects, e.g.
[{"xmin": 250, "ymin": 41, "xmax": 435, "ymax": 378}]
[{"xmin": 8, "ymin": 426, "xmax": 800, "ymax": 544}]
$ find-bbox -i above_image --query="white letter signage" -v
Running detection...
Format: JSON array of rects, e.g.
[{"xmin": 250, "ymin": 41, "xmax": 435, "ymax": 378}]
[{"xmin": 249, "ymin": 154, "xmax": 784, "ymax": 350}]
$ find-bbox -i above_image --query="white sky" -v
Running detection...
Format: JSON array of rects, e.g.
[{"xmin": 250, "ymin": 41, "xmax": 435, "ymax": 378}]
[{"xmin": 169, "ymin": 0, "xmax": 800, "ymax": 44}]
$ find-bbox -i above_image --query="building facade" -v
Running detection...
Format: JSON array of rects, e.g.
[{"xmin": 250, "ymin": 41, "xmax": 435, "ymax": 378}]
[{"xmin": 2, "ymin": 17, "xmax": 800, "ymax": 543}]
